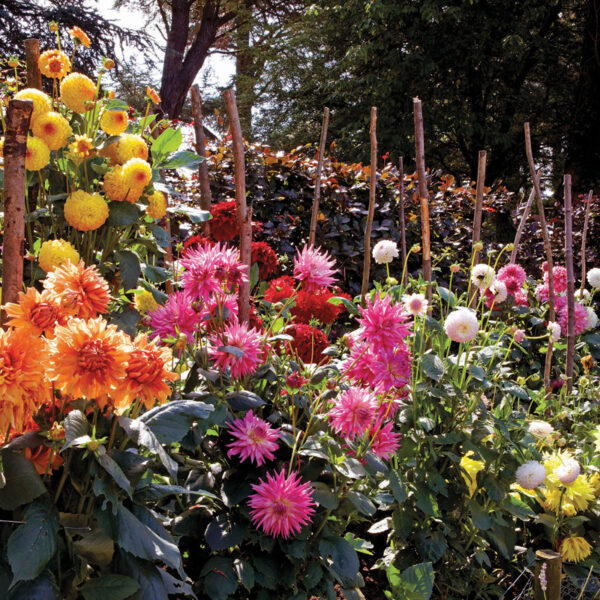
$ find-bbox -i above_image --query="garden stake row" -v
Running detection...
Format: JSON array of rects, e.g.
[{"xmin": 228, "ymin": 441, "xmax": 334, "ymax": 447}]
[
  {"xmin": 525, "ymin": 122, "xmax": 555, "ymax": 395},
  {"xmin": 1, "ymin": 99, "xmax": 32, "ymax": 325},
  {"xmin": 361, "ymin": 106, "xmax": 377, "ymax": 306},
  {"xmin": 580, "ymin": 188, "xmax": 594, "ymax": 295},
  {"xmin": 564, "ymin": 174, "xmax": 575, "ymax": 393},
  {"xmin": 224, "ymin": 88, "xmax": 251, "ymax": 323},
  {"xmin": 510, "ymin": 171, "xmax": 539, "ymax": 263},
  {"xmin": 398, "ymin": 156, "xmax": 407, "ymax": 286},
  {"xmin": 309, "ymin": 106, "xmax": 329, "ymax": 247},
  {"xmin": 413, "ymin": 97, "xmax": 432, "ymax": 302},
  {"xmin": 190, "ymin": 83, "xmax": 212, "ymax": 236},
  {"xmin": 470, "ymin": 149, "xmax": 487, "ymax": 307},
  {"xmin": 24, "ymin": 38, "xmax": 41, "ymax": 90}
]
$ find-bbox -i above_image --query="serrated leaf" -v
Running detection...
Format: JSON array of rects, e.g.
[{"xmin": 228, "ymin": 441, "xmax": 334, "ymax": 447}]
[
  {"xmin": 420, "ymin": 354, "xmax": 445, "ymax": 382},
  {"xmin": 0, "ymin": 451, "xmax": 46, "ymax": 510},
  {"xmin": 225, "ymin": 391, "xmax": 266, "ymax": 411},
  {"xmin": 80, "ymin": 575, "xmax": 139, "ymax": 600}
]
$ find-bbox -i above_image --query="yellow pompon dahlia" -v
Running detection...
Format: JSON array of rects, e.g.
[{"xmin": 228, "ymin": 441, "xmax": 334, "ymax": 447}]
[
  {"xmin": 113, "ymin": 333, "xmax": 177, "ymax": 414},
  {"xmin": 460, "ymin": 452, "xmax": 484, "ymax": 498},
  {"xmin": 121, "ymin": 157, "xmax": 152, "ymax": 189},
  {"xmin": 39, "ymin": 239, "xmax": 80, "ymax": 272},
  {"xmin": 146, "ymin": 189, "xmax": 167, "ymax": 219},
  {"xmin": 4, "ymin": 287, "xmax": 67, "ymax": 338},
  {"xmin": 25, "ymin": 136, "xmax": 50, "ymax": 171},
  {"xmin": 49, "ymin": 317, "xmax": 130, "ymax": 409},
  {"xmin": 60, "ymin": 72, "xmax": 96, "ymax": 113},
  {"xmin": 133, "ymin": 288, "xmax": 159, "ymax": 314},
  {"xmin": 64, "ymin": 190, "xmax": 109, "ymax": 232},
  {"xmin": 32, "ymin": 111, "xmax": 72, "ymax": 150},
  {"xmin": 147, "ymin": 86, "xmax": 161, "ymax": 105},
  {"xmin": 43, "ymin": 260, "xmax": 111, "ymax": 319},
  {"xmin": 99, "ymin": 140, "xmax": 120, "ymax": 165},
  {"xmin": 103, "ymin": 166, "xmax": 142, "ymax": 203},
  {"xmin": 560, "ymin": 536, "xmax": 592, "ymax": 563},
  {"xmin": 14, "ymin": 88, "xmax": 52, "ymax": 123},
  {"xmin": 68, "ymin": 134, "xmax": 95, "ymax": 161},
  {"xmin": 100, "ymin": 110, "xmax": 129, "ymax": 136},
  {"xmin": 115, "ymin": 133, "xmax": 148, "ymax": 164},
  {"xmin": 0, "ymin": 328, "xmax": 51, "ymax": 436},
  {"xmin": 69, "ymin": 26, "xmax": 91, "ymax": 48},
  {"xmin": 541, "ymin": 477, "xmax": 596, "ymax": 516},
  {"xmin": 39, "ymin": 49, "xmax": 71, "ymax": 79}
]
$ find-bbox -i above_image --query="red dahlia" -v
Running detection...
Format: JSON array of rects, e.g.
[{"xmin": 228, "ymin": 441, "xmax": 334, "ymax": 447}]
[
  {"xmin": 182, "ymin": 234, "xmax": 215, "ymax": 257},
  {"xmin": 286, "ymin": 324, "xmax": 329, "ymax": 364},
  {"xmin": 210, "ymin": 200, "xmax": 239, "ymax": 241},
  {"xmin": 291, "ymin": 289, "xmax": 348, "ymax": 325},
  {"xmin": 264, "ymin": 276, "xmax": 296, "ymax": 303},
  {"xmin": 251, "ymin": 242, "xmax": 279, "ymax": 280}
]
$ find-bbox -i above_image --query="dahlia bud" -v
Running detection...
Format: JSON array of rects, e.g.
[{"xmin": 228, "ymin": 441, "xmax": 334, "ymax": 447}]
[
  {"xmin": 49, "ymin": 22, "xmax": 59, "ymax": 32},
  {"xmin": 557, "ymin": 438, "xmax": 566, "ymax": 448},
  {"xmin": 386, "ymin": 276, "xmax": 398, "ymax": 285},
  {"xmin": 450, "ymin": 264, "xmax": 460, "ymax": 274},
  {"xmin": 174, "ymin": 334, "xmax": 188, "ymax": 352},
  {"xmin": 326, "ymin": 378, "xmax": 337, "ymax": 390},
  {"xmin": 517, "ymin": 376, "xmax": 526, "ymax": 386},
  {"xmin": 579, "ymin": 376, "xmax": 590, "ymax": 387},
  {"xmin": 505, "ymin": 243, "xmax": 515, "ymax": 251},
  {"xmin": 103, "ymin": 58, "xmax": 115, "ymax": 70},
  {"xmin": 86, "ymin": 439, "xmax": 100, "ymax": 452},
  {"xmin": 286, "ymin": 372, "xmax": 307, "ymax": 389},
  {"xmin": 411, "ymin": 244, "xmax": 421, "ymax": 253},
  {"xmin": 107, "ymin": 90, "xmax": 115, "ymax": 100},
  {"xmin": 473, "ymin": 241, "xmax": 484, "ymax": 252},
  {"xmin": 7, "ymin": 56, "xmax": 19, "ymax": 68},
  {"xmin": 582, "ymin": 355, "xmax": 594, "ymax": 374},
  {"xmin": 49, "ymin": 422, "xmax": 65, "ymax": 440}
]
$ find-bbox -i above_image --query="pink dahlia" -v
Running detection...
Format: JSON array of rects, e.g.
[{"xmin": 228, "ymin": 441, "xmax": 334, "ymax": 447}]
[
  {"xmin": 558, "ymin": 302, "xmax": 588, "ymax": 336},
  {"xmin": 200, "ymin": 292, "xmax": 238, "ymax": 329},
  {"xmin": 329, "ymin": 386, "xmax": 378, "ymax": 439},
  {"xmin": 534, "ymin": 283, "xmax": 550, "ymax": 304},
  {"xmin": 368, "ymin": 347, "xmax": 412, "ymax": 393},
  {"xmin": 248, "ymin": 470, "xmax": 316, "ymax": 538},
  {"xmin": 498, "ymin": 263, "xmax": 526, "ymax": 287},
  {"xmin": 513, "ymin": 289, "xmax": 529, "ymax": 306},
  {"xmin": 545, "ymin": 265, "xmax": 568, "ymax": 294},
  {"xmin": 226, "ymin": 411, "xmax": 280, "ymax": 466},
  {"xmin": 369, "ymin": 421, "xmax": 401, "ymax": 460},
  {"xmin": 149, "ymin": 291, "xmax": 198, "ymax": 345},
  {"xmin": 209, "ymin": 320, "xmax": 265, "ymax": 379},
  {"xmin": 357, "ymin": 294, "xmax": 411, "ymax": 351},
  {"xmin": 293, "ymin": 245, "xmax": 337, "ymax": 292},
  {"xmin": 342, "ymin": 342, "xmax": 377, "ymax": 384}
]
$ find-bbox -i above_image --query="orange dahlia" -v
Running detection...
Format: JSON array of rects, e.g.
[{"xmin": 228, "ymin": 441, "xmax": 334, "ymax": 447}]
[
  {"xmin": 69, "ymin": 134, "xmax": 95, "ymax": 160},
  {"xmin": 43, "ymin": 260, "xmax": 111, "ymax": 319},
  {"xmin": 39, "ymin": 49, "xmax": 71, "ymax": 79},
  {"xmin": 69, "ymin": 26, "xmax": 91, "ymax": 48},
  {"xmin": 4, "ymin": 287, "xmax": 67, "ymax": 338},
  {"xmin": 113, "ymin": 334, "xmax": 177, "ymax": 414},
  {"xmin": 24, "ymin": 446, "xmax": 64, "ymax": 475},
  {"xmin": 49, "ymin": 317, "xmax": 130, "ymax": 408},
  {"xmin": 147, "ymin": 86, "xmax": 161, "ymax": 105},
  {"xmin": 0, "ymin": 328, "xmax": 51, "ymax": 436}
]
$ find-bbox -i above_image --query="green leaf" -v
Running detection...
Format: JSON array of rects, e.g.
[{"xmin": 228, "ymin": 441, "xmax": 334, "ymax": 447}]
[
  {"xmin": 420, "ymin": 354, "xmax": 445, "ymax": 382},
  {"xmin": 482, "ymin": 475, "xmax": 506, "ymax": 502},
  {"xmin": 205, "ymin": 515, "xmax": 243, "ymax": 551},
  {"xmin": 347, "ymin": 491, "xmax": 376, "ymax": 516},
  {"xmin": 470, "ymin": 501, "xmax": 492, "ymax": 530},
  {"xmin": 138, "ymin": 400, "xmax": 214, "ymax": 444},
  {"xmin": 487, "ymin": 524, "xmax": 516, "ymax": 559},
  {"xmin": 140, "ymin": 263, "xmax": 171, "ymax": 284},
  {"xmin": 161, "ymin": 151, "xmax": 203, "ymax": 169},
  {"xmin": 172, "ymin": 205, "xmax": 212, "ymax": 223},
  {"xmin": 201, "ymin": 557, "xmax": 238, "ymax": 600},
  {"xmin": 503, "ymin": 495, "xmax": 535, "ymax": 520},
  {"xmin": 400, "ymin": 562, "xmax": 434, "ymax": 600},
  {"xmin": 149, "ymin": 224, "xmax": 170, "ymax": 248},
  {"xmin": 96, "ymin": 451, "xmax": 133, "ymax": 498},
  {"xmin": 80, "ymin": 575, "xmax": 140, "ymax": 600},
  {"xmin": 414, "ymin": 484, "xmax": 439, "ymax": 517},
  {"xmin": 109, "ymin": 308, "xmax": 140, "ymax": 338},
  {"xmin": 329, "ymin": 296, "xmax": 360, "ymax": 316},
  {"xmin": 319, "ymin": 535, "xmax": 360, "ymax": 588},
  {"xmin": 311, "ymin": 482, "xmax": 340, "ymax": 509},
  {"xmin": 335, "ymin": 457, "xmax": 366, "ymax": 479},
  {"xmin": 0, "ymin": 450, "xmax": 46, "ymax": 510},
  {"xmin": 62, "ymin": 410, "xmax": 89, "ymax": 450},
  {"xmin": 6, "ymin": 572, "xmax": 58, "ymax": 600},
  {"xmin": 7, "ymin": 499, "xmax": 59, "ymax": 584},
  {"xmin": 389, "ymin": 470, "xmax": 408, "ymax": 503},
  {"xmin": 368, "ymin": 517, "xmax": 392, "ymax": 534},
  {"xmin": 108, "ymin": 202, "xmax": 141, "ymax": 226},
  {"xmin": 233, "ymin": 559, "xmax": 254, "ymax": 593},
  {"xmin": 115, "ymin": 552, "xmax": 168, "ymax": 600},
  {"xmin": 115, "ymin": 250, "xmax": 141, "ymax": 291},
  {"xmin": 217, "ymin": 345, "xmax": 245, "ymax": 359},
  {"xmin": 73, "ymin": 530, "xmax": 114, "ymax": 566},
  {"xmin": 225, "ymin": 391, "xmax": 266, "ymax": 411},
  {"xmin": 151, "ymin": 127, "xmax": 182, "ymax": 156}
]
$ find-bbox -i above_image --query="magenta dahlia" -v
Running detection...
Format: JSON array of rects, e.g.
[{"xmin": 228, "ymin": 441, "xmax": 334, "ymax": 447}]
[
  {"xmin": 149, "ymin": 291, "xmax": 199, "ymax": 345},
  {"xmin": 558, "ymin": 301, "xmax": 588, "ymax": 336},
  {"xmin": 293, "ymin": 245, "xmax": 337, "ymax": 292},
  {"xmin": 226, "ymin": 411, "xmax": 280, "ymax": 466},
  {"xmin": 248, "ymin": 470, "xmax": 316, "ymax": 538},
  {"xmin": 498, "ymin": 263, "xmax": 526, "ymax": 287},
  {"xmin": 329, "ymin": 386, "xmax": 378, "ymax": 439},
  {"xmin": 368, "ymin": 346, "xmax": 412, "ymax": 392},
  {"xmin": 369, "ymin": 421, "xmax": 401, "ymax": 460},
  {"xmin": 357, "ymin": 294, "xmax": 411, "ymax": 351}
]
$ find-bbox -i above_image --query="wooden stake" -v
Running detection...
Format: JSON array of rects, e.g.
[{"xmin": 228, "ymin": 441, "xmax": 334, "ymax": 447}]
[
  {"xmin": 309, "ymin": 107, "xmax": 330, "ymax": 247},
  {"xmin": 470, "ymin": 150, "xmax": 487, "ymax": 306},
  {"xmin": 25, "ymin": 39, "xmax": 41, "ymax": 90},
  {"xmin": 580, "ymin": 189, "xmax": 593, "ymax": 294},
  {"xmin": 1, "ymin": 99, "xmax": 33, "ymax": 324},
  {"xmin": 360, "ymin": 107, "xmax": 377, "ymax": 306},
  {"xmin": 525, "ymin": 123, "xmax": 555, "ymax": 395},
  {"xmin": 510, "ymin": 171, "xmax": 540, "ymax": 263},
  {"xmin": 534, "ymin": 549, "xmax": 561, "ymax": 600},
  {"xmin": 398, "ymin": 156, "xmax": 407, "ymax": 286},
  {"xmin": 190, "ymin": 84, "xmax": 213, "ymax": 236},
  {"xmin": 223, "ymin": 88, "xmax": 251, "ymax": 323},
  {"xmin": 413, "ymin": 98, "xmax": 431, "ymax": 301},
  {"xmin": 564, "ymin": 175, "xmax": 575, "ymax": 393}
]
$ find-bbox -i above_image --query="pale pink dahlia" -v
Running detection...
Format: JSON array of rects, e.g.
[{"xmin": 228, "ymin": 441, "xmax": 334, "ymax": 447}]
[
  {"xmin": 149, "ymin": 291, "xmax": 199, "ymax": 345},
  {"xmin": 329, "ymin": 386, "xmax": 378, "ymax": 439},
  {"xmin": 444, "ymin": 308, "xmax": 479, "ymax": 343},
  {"xmin": 369, "ymin": 421, "xmax": 401, "ymax": 460},
  {"xmin": 402, "ymin": 293, "xmax": 428, "ymax": 316},
  {"xmin": 513, "ymin": 290, "xmax": 529, "ymax": 306},
  {"xmin": 208, "ymin": 320, "xmax": 265, "ymax": 379},
  {"xmin": 498, "ymin": 263, "xmax": 527, "ymax": 287},
  {"xmin": 558, "ymin": 302, "xmax": 588, "ymax": 336},
  {"xmin": 248, "ymin": 470, "xmax": 316, "ymax": 538},
  {"xmin": 226, "ymin": 411, "xmax": 280, "ymax": 466},
  {"xmin": 357, "ymin": 294, "xmax": 411, "ymax": 351},
  {"xmin": 514, "ymin": 329, "xmax": 526, "ymax": 343},
  {"xmin": 293, "ymin": 245, "xmax": 337, "ymax": 292}
]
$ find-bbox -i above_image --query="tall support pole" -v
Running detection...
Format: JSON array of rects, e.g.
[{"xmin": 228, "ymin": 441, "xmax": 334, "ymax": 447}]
[
  {"xmin": 360, "ymin": 107, "xmax": 377, "ymax": 306},
  {"xmin": 25, "ymin": 39, "xmax": 41, "ymax": 90},
  {"xmin": 564, "ymin": 175, "xmax": 575, "ymax": 393},
  {"xmin": 224, "ymin": 89, "xmax": 251, "ymax": 323},
  {"xmin": 510, "ymin": 172, "xmax": 540, "ymax": 263},
  {"xmin": 309, "ymin": 107, "xmax": 330, "ymax": 247},
  {"xmin": 413, "ymin": 98, "xmax": 431, "ymax": 301},
  {"xmin": 470, "ymin": 150, "xmax": 487, "ymax": 306},
  {"xmin": 580, "ymin": 189, "xmax": 593, "ymax": 294},
  {"xmin": 190, "ymin": 84, "xmax": 213, "ymax": 236},
  {"xmin": 398, "ymin": 157, "xmax": 407, "ymax": 286},
  {"xmin": 2, "ymin": 99, "xmax": 33, "ymax": 325}
]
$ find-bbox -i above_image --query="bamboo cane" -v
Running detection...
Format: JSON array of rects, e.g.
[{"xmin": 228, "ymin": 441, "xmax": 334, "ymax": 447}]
[
  {"xmin": 223, "ymin": 89, "xmax": 251, "ymax": 323},
  {"xmin": 360, "ymin": 107, "xmax": 377, "ymax": 306},
  {"xmin": 189, "ymin": 84, "xmax": 213, "ymax": 236},
  {"xmin": 309, "ymin": 107, "xmax": 330, "ymax": 247},
  {"xmin": 25, "ymin": 39, "xmax": 41, "ymax": 90},
  {"xmin": 580, "ymin": 189, "xmax": 593, "ymax": 294},
  {"xmin": 1, "ymin": 99, "xmax": 33, "ymax": 324},
  {"xmin": 510, "ymin": 171, "xmax": 540, "ymax": 263},
  {"xmin": 470, "ymin": 150, "xmax": 487, "ymax": 306},
  {"xmin": 413, "ymin": 98, "xmax": 432, "ymax": 301},
  {"xmin": 564, "ymin": 175, "xmax": 575, "ymax": 393},
  {"xmin": 398, "ymin": 156, "xmax": 407, "ymax": 286}
]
